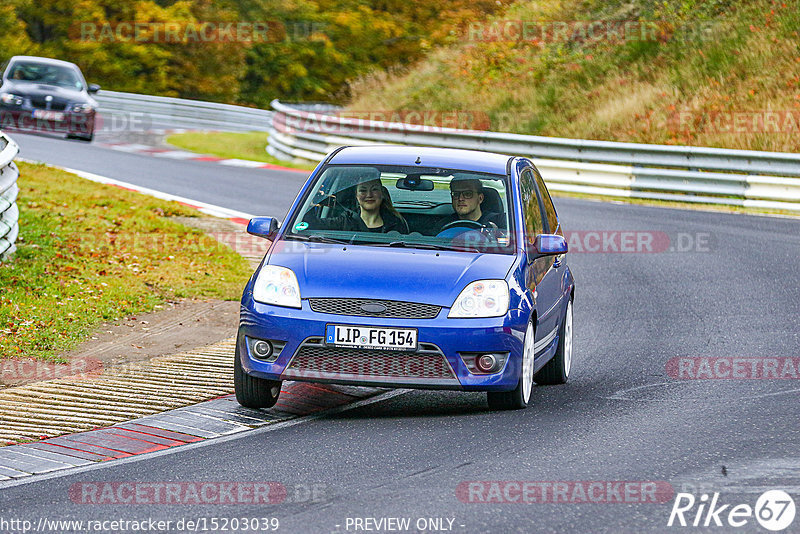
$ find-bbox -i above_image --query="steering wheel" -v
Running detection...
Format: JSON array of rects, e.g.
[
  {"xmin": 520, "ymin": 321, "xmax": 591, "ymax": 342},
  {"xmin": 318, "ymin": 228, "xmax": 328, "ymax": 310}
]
[
  {"xmin": 439, "ymin": 219, "xmax": 486, "ymax": 232},
  {"xmin": 436, "ymin": 219, "xmax": 500, "ymax": 249},
  {"xmin": 310, "ymin": 192, "xmax": 359, "ymax": 219}
]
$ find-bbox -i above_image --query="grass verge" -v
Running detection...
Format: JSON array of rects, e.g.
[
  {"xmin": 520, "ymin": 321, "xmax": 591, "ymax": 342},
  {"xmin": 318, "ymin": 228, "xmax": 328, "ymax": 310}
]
[
  {"xmin": 349, "ymin": 0, "xmax": 800, "ymax": 153},
  {"xmin": 165, "ymin": 131, "xmax": 317, "ymax": 171},
  {"xmin": 0, "ymin": 162, "xmax": 253, "ymax": 361}
]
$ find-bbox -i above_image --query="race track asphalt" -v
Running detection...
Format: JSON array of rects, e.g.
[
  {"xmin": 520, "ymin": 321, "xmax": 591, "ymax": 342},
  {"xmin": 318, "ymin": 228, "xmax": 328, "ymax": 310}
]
[{"xmin": 1, "ymin": 131, "xmax": 798, "ymax": 533}]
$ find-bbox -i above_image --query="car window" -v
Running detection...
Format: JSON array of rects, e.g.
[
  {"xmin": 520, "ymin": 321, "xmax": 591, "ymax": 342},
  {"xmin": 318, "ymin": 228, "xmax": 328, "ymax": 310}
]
[
  {"xmin": 285, "ymin": 164, "xmax": 515, "ymax": 254},
  {"xmin": 532, "ymin": 169, "xmax": 559, "ymax": 234},
  {"xmin": 520, "ymin": 168, "xmax": 544, "ymax": 240},
  {"xmin": 6, "ymin": 61, "xmax": 84, "ymax": 90}
]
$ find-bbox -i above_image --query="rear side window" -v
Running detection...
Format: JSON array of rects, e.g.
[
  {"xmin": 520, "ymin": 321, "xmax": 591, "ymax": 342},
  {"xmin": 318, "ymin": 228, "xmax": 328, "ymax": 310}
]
[
  {"xmin": 520, "ymin": 169, "xmax": 544, "ymax": 238},
  {"xmin": 533, "ymin": 169, "xmax": 559, "ymax": 233}
]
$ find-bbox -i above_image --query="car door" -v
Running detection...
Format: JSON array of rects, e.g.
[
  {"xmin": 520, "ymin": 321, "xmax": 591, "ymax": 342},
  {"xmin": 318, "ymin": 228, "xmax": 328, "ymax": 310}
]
[
  {"xmin": 519, "ymin": 168, "xmax": 556, "ymax": 358},
  {"xmin": 530, "ymin": 166, "xmax": 567, "ymax": 353}
]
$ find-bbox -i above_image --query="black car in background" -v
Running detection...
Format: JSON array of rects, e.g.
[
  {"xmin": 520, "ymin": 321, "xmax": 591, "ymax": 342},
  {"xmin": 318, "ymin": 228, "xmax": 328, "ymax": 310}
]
[{"xmin": 0, "ymin": 56, "xmax": 99, "ymax": 142}]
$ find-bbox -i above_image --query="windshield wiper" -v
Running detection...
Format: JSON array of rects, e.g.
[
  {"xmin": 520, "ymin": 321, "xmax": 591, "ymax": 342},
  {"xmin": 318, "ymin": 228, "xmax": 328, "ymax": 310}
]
[
  {"xmin": 385, "ymin": 241, "xmax": 460, "ymax": 251},
  {"xmin": 285, "ymin": 234, "xmax": 352, "ymax": 245}
]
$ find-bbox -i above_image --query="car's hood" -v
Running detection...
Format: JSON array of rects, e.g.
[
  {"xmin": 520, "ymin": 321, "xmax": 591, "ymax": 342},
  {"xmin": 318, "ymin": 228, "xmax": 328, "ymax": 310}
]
[
  {"xmin": 266, "ymin": 241, "xmax": 517, "ymax": 307},
  {"xmin": 2, "ymin": 80, "xmax": 90, "ymax": 102}
]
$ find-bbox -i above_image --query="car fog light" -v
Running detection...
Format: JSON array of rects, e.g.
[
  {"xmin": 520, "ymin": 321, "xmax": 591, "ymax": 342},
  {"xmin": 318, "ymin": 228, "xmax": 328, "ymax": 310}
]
[
  {"xmin": 460, "ymin": 352, "xmax": 509, "ymax": 374},
  {"xmin": 475, "ymin": 354, "xmax": 498, "ymax": 373},
  {"xmin": 252, "ymin": 340, "xmax": 273, "ymax": 359},
  {"xmin": 246, "ymin": 337, "xmax": 285, "ymax": 363}
]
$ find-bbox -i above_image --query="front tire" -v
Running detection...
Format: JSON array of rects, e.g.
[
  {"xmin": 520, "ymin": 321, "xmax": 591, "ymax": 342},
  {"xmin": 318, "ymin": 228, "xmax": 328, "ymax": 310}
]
[
  {"xmin": 534, "ymin": 299, "xmax": 573, "ymax": 385},
  {"xmin": 67, "ymin": 132, "xmax": 94, "ymax": 142},
  {"xmin": 487, "ymin": 321, "xmax": 535, "ymax": 410},
  {"xmin": 234, "ymin": 353, "xmax": 282, "ymax": 408}
]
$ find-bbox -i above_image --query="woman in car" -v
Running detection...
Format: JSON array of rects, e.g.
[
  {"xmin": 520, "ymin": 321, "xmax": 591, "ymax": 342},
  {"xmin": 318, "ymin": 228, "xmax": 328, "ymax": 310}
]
[{"xmin": 305, "ymin": 177, "xmax": 409, "ymax": 234}]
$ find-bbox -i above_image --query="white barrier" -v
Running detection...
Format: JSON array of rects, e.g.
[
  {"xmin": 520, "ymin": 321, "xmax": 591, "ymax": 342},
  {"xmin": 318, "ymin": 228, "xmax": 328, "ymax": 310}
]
[{"xmin": 0, "ymin": 131, "xmax": 20, "ymax": 260}]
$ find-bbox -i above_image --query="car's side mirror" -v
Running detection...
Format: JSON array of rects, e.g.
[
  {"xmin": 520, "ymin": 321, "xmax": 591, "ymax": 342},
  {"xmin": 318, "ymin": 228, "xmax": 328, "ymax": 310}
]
[
  {"xmin": 87, "ymin": 84, "xmax": 100, "ymax": 94},
  {"xmin": 529, "ymin": 234, "xmax": 568, "ymax": 257},
  {"xmin": 247, "ymin": 217, "xmax": 280, "ymax": 239}
]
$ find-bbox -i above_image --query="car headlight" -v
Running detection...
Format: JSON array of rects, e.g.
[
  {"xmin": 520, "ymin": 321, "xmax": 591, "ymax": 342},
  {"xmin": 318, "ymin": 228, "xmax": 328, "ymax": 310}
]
[
  {"xmin": 253, "ymin": 266, "xmax": 301, "ymax": 308},
  {"xmin": 448, "ymin": 279, "xmax": 510, "ymax": 318},
  {"xmin": 0, "ymin": 93, "xmax": 23, "ymax": 106},
  {"xmin": 71, "ymin": 103, "xmax": 94, "ymax": 113}
]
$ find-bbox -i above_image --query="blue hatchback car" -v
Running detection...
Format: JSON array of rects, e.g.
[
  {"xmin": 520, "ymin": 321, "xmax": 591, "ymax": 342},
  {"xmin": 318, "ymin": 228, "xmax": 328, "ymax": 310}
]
[{"xmin": 235, "ymin": 146, "xmax": 574, "ymax": 410}]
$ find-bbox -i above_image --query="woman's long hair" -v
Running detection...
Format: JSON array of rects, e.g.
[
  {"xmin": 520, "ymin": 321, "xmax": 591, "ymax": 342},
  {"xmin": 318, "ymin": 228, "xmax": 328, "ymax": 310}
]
[{"xmin": 379, "ymin": 185, "xmax": 405, "ymax": 223}]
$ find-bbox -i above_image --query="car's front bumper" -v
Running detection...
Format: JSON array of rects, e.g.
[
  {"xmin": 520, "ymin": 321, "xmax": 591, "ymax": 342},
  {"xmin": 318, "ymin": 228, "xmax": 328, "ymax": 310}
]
[
  {"xmin": 0, "ymin": 107, "xmax": 94, "ymax": 135},
  {"xmin": 237, "ymin": 293, "xmax": 529, "ymax": 392}
]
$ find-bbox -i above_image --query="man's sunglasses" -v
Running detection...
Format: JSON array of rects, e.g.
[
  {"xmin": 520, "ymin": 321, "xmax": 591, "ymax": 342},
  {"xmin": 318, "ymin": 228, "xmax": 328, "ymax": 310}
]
[{"xmin": 450, "ymin": 190, "xmax": 477, "ymax": 199}]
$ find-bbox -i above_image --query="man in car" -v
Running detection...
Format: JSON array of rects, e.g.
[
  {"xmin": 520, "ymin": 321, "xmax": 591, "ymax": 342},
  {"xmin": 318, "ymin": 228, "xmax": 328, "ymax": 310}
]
[{"xmin": 434, "ymin": 178, "xmax": 506, "ymax": 234}]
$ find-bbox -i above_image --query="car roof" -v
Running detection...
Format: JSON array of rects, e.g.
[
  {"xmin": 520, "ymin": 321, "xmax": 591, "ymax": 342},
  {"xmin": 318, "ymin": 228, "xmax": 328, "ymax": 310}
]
[
  {"xmin": 7, "ymin": 56, "xmax": 81, "ymax": 70},
  {"xmin": 328, "ymin": 146, "xmax": 513, "ymax": 175}
]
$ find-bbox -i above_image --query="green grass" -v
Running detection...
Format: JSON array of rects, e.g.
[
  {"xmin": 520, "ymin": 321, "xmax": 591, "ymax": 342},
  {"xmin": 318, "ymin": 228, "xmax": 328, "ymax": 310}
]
[
  {"xmin": 165, "ymin": 131, "xmax": 316, "ymax": 171},
  {"xmin": 0, "ymin": 162, "xmax": 253, "ymax": 362}
]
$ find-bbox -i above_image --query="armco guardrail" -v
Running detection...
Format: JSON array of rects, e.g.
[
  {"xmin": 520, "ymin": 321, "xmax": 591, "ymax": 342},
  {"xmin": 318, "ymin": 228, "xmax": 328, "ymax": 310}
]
[
  {"xmin": 0, "ymin": 131, "xmax": 20, "ymax": 261},
  {"xmin": 267, "ymin": 100, "xmax": 800, "ymax": 211},
  {"xmin": 95, "ymin": 90, "xmax": 274, "ymax": 132}
]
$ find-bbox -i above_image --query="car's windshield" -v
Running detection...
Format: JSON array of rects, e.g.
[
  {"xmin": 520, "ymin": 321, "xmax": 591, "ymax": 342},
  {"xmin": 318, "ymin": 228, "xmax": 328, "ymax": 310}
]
[
  {"xmin": 5, "ymin": 61, "xmax": 84, "ymax": 90},
  {"xmin": 286, "ymin": 164, "xmax": 515, "ymax": 254}
]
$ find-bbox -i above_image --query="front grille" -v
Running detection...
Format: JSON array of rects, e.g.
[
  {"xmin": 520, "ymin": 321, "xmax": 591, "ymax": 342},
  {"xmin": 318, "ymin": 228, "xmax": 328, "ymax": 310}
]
[
  {"xmin": 308, "ymin": 298, "xmax": 441, "ymax": 319},
  {"xmin": 285, "ymin": 338, "xmax": 455, "ymax": 380},
  {"xmin": 31, "ymin": 98, "xmax": 68, "ymax": 111}
]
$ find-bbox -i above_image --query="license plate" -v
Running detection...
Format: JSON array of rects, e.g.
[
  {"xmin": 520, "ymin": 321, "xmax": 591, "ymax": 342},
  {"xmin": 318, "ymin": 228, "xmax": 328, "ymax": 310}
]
[
  {"xmin": 325, "ymin": 324, "xmax": 417, "ymax": 352},
  {"xmin": 32, "ymin": 110, "xmax": 64, "ymax": 121}
]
